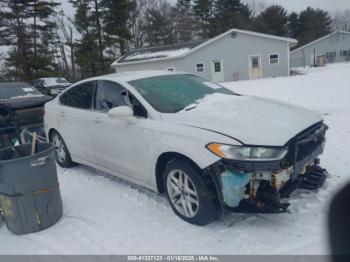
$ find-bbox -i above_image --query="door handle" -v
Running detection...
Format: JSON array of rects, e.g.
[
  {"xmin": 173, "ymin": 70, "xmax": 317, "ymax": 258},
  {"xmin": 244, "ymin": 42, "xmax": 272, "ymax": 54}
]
[{"xmin": 60, "ymin": 111, "xmax": 66, "ymax": 117}]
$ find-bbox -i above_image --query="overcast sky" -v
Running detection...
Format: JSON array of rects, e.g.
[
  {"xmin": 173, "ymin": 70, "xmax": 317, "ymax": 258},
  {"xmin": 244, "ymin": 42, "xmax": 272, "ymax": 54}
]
[
  {"xmin": 62, "ymin": 0, "xmax": 350, "ymax": 19},
  {"xmin": 261, "ymin": 0, "xmax": 350, "ymax": 13}
]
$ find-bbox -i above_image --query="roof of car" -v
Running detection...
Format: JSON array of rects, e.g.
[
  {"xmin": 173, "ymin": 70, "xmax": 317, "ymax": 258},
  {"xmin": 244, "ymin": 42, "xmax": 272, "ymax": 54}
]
[
  {"xmin": 0, "ymin": 82, "xmax": 33, "ymax": 88},
  {"xmin": 90, "ymin": 70, "xmax": 188, "ymax": 83}
]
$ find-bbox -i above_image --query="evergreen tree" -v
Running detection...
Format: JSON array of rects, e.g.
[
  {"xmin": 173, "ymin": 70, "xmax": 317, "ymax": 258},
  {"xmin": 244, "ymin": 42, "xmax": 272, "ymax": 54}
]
[
  {"xmin": 253, "ymin": 5, "xmax": 288, "ymax": 36},
  {"xmin": 287, "ymin": 12, "xmax": 301, "ymax": 38},
  {"xmin": 215, "ymin": 0, "xmax": 251, "ymax": 34},
  {"xmin": 0, "ymin": 0, "xmax": 61, "ymax": 81},
  {"xmin": 69, "ymin": 0, "xmax": 105, "ymax": 77},
  {"xmin": 143, "ymin": 2, "xmax": 176, "ymax": 47},
  {"xmin": 27, "ymin": 0, "xmax": 61, "ymax": 79},
  {"xmin": 174, "ymin": 0, "xmax": 200, "ymax": 43},
  {"xmin": 101, "ymin": 0, "xmax": 135, "ymax": 55},
  {"xmin": 193, "ymin": 0, "xmax": 216, "ymax": 38},
  {"xmin": 297, "ymin": 7, "xmax": 332, "ymax": 47},
  {"xmin": 27, "ymin": 0, "xmax": 60, "ymax": 58}
]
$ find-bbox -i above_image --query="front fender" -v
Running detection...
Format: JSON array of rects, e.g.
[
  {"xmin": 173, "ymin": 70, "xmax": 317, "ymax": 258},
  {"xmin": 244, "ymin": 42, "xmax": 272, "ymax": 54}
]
[{"xmin": 145, "ymin": 121, "xmax": 241, "ymax": 189}]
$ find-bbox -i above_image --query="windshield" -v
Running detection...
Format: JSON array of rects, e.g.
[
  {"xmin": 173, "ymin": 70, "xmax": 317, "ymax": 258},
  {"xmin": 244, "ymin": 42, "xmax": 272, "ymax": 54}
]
[
  {"xmin": 128, "ymin": 74, "xmax": 236, "ymax": 113},
  {"xmin": 44, "ymin": 78, "xmax": 70, "ymax": 86},
  {"xmin": 0, "ymin": 85, "xmax": 42, "ymax": 100}
]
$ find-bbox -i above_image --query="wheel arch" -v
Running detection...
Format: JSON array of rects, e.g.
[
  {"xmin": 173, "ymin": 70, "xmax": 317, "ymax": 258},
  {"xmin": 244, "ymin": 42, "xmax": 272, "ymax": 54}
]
[
  {"xmin": 48, "ymin": 128, "xmax": 58, "ymax": 141},
  {"xmin": 155, "ymin": 152, "xmax": 205, "ymax": 193}
]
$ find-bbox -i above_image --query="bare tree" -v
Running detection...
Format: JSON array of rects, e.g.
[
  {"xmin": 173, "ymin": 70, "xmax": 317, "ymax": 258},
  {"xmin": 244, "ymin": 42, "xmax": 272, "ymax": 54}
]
[
  {"xmin": 129, "ymin": 0, "xmax": 148, "ymax": 49},
  {"xmin": 332, "ymin": 10, "xmax": 350, "ymax": 32},
  {"xmin": 55, "ymin": 10, "xmax": 77, "ymax": 81},
  {"xmin": 243, "ymin": 0, "xmax": 269, "ymax": 17}
]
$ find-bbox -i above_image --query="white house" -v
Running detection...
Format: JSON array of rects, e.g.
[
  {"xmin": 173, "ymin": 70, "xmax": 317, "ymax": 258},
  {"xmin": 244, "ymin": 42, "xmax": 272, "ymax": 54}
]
[
  {"xmin": 291, "ymin": 31, "xmax": 350, "ymax": 68},
  {"xmin": 112, "ymin": 29, "xmax": 297, "ymax": 82}
]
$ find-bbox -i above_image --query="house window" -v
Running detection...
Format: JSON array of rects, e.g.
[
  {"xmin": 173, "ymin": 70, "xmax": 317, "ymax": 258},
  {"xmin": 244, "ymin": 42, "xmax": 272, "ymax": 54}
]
[
  {"xmin": 214, "ymin": 61, "xmax": 221, "ymax": 72},
  {"xmin": 196, "ymin": 63, "xmax": 205, "ymax": 73},
  {"xmin": 269, "ymin": 54, "xmax": 279, "ymax": 64}
]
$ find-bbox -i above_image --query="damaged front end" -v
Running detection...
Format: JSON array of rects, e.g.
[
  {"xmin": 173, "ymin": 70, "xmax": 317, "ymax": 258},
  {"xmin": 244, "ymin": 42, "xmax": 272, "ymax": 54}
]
[{"xmin": 204, "ymin": 123, "xmax": 329, "ymax": 213}]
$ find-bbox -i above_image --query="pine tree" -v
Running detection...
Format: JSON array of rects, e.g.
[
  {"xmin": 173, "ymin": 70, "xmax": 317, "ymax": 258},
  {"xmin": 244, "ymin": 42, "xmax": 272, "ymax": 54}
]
[
  {"xmin": 101, "ymin": 0, "xmax": 135, "ymax": 55},
  {"xmin": 297, "ymin": 7, "xmax": 332, "ymax": 47},
  {"xmin": 27, "ymin": 0, "xmax": 61, "ymax": 79},
  {"xmin": 0, "ymin": 0, "xmax": 61, "ymax": 81},
  {"xmin": 193, "ymin": 0, "xmax": 216, "ymax": 38},
  {"xmin": 69, "ymin": 0, "xmax": 105, "ymax": 77},
  {"xmin": 143, "ymin": 2, "xmax": 176, "ymax": 47},
  {"xmin": 288, "ymin": 12, "xmax": 301, "ymax": 38},
  {"xmin": 174, "ymin": 0, "xmax": 199, "ymax": 43},
  {"xmin": 253, "ymin": 5, "xmax": 288, "ymax": 36},
  {"xmin": 215, "ymin": 0, "xmax": 251, "ymax": 34}
]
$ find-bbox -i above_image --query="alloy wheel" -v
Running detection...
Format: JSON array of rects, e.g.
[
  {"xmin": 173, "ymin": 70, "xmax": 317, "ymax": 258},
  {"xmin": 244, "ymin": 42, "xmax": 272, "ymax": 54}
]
[
  {"xmin": 167, "ymin": 169, "xmax": 199, "ymax": 218},
  {"xmin": 52, "ymin": 134, "xmax": 66, "ymax": 164}
]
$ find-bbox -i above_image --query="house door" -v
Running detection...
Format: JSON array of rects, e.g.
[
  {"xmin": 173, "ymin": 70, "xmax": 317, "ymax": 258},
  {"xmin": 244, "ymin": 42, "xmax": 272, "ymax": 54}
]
[
  {"xmin": 211, "ymin": 61, "xmax": 224, "ymax": 82},
  {"xmin": 310, "ymin": 54, "xmax": 315, "ymax": 66},
  {"xmin": 249, "ymin": 55, "xmax": 262, "ymax": 80}
]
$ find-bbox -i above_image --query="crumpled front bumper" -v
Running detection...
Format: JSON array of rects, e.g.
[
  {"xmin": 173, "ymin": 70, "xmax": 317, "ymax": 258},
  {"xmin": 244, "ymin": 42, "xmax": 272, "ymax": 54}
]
[{"xmin": 203, "ymin": 123, "xmax": 328, "ymax": 212}]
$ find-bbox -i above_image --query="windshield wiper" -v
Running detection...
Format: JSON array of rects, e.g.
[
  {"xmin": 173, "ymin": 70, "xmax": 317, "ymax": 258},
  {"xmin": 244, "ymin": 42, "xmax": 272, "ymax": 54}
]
[{"xmin": 185, "ymin": 103, "xmax": 198, "ymax": 111}]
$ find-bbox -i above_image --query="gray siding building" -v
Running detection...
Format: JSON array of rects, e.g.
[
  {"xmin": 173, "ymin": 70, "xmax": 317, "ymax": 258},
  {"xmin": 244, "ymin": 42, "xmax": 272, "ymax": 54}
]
[
  {"xmin": 112, "ymin": 29, "xmax": 297, "ymax": 82},
  {"xmin": 291, "ymin": 31, "xmax": 350, "ymax": 68}
]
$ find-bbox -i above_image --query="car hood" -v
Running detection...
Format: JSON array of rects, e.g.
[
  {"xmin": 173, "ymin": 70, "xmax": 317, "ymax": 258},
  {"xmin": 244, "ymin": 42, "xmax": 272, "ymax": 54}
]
[
  {"xmin": 0, "ymin": 95, "xmax": 52, "ymax": 110},
  {"xmin": 161, "ymin": 94, "xmax": 323, "ymax": 146}
]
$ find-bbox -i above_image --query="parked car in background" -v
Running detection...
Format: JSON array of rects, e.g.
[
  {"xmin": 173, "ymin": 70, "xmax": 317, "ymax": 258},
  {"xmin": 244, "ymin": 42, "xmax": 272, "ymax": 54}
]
[
  {"xmin": 0, "ymin": 82, "xmax": 52, "ymax": 147},
  {"xmin": 33, "ymin": 77, "xmax": 71, "ymax": 96},
  {"xmin": 44, "ymin": 71, "xmax": 328, "ymax": 226}
]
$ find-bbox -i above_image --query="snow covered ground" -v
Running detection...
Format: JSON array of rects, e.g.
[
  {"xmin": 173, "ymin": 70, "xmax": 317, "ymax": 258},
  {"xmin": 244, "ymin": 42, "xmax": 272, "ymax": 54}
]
[{"xmin": 1, "ymin": 63, "xmax": 350, "ymax": 255}]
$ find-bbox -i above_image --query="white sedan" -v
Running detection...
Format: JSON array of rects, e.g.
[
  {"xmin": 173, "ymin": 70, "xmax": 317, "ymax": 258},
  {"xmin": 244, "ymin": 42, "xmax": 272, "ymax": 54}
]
[{"xmin": 44, "ymin": 71, "xmax": 328, "ymax": 225}]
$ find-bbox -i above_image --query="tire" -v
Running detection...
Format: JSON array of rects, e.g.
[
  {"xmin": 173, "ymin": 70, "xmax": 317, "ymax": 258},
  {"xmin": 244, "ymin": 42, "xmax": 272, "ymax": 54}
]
[
  {"xmin": 163, "ymin": 158, "xmax": 221, "ymax": 226},
  {"xmin": 50, "ymin": 131, "xmax": 73, "ymax": 168}
]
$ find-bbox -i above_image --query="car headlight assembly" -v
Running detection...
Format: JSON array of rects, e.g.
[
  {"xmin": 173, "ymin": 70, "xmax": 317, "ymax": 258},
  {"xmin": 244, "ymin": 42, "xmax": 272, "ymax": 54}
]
[{"xmin": 207, "ymin": 143, "xmax": 288, "ymax": 162}]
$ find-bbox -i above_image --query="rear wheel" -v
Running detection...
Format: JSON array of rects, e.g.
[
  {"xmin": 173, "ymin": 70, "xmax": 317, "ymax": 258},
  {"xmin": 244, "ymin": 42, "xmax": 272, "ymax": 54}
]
[
  {"xmin": 163, "ymin": 158, "xmax": 221, "ymax": 226},
  {"xmin": 51, "ymin": 131, "xmax": 73, "ymax": 168}
]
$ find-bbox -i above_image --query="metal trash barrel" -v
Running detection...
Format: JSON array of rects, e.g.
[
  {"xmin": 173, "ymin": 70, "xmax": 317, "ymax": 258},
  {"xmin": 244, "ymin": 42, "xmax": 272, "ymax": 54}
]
[{"xmin": 0, "ymin": 143, "xmax": 63, "ymax": 235}]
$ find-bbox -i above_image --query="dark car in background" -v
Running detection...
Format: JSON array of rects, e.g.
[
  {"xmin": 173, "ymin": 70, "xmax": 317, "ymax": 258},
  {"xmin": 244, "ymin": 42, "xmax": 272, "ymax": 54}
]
[
  {"xmin": 33, "ymin": 77, "xmax": 71, "ymax": 96},
  {"xmin": 0, "ymin": 82, "xmax": 52, "ymax": 146}
]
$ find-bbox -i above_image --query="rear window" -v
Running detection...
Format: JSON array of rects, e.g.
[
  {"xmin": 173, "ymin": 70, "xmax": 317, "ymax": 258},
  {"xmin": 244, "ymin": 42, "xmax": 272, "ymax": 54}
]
[
  {"xmin": 60, "ymin": 81, "xmax": 95, "ymax": 109},
  {"xmin": 44, "ymin": 78, "xmax": 70, "ymax": 86}
]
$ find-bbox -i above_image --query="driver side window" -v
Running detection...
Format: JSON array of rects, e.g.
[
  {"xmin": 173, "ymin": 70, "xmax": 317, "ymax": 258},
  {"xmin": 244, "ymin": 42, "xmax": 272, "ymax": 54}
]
[{"xmin": 95, "ymin": 81, "xmax": 128, "ymax": 112}]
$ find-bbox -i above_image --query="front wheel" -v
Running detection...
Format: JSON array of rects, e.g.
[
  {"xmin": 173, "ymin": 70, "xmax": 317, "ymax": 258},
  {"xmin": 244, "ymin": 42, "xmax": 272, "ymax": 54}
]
[
  {"xmin": 163, "ymin": 159, "xmax": 221, "ymax": 226},
  {"xmin": 51, "ymin": 131, "xmax": 73, "ymax": 168}
]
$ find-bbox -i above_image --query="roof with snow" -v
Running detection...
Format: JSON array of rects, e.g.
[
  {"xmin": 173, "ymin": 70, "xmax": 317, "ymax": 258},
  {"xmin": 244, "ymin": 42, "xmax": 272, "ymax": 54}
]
[
  {"xmin": 113, "ymin": 29, "xmax": 298, "ymax": 67},
  {"xmin": 116, "ymin": 41, "xmax": 205, "ymax": 64},
  {"xmin": 291, "ymin": 31, "xmax": 350, "ymax": 53}
]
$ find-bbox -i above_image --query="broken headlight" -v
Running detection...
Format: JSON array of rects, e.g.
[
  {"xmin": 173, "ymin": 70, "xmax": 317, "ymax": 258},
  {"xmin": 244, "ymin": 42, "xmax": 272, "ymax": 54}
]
[{"xmin": 207, "ymin": 143, "xmax": 288, "ymax": 161}]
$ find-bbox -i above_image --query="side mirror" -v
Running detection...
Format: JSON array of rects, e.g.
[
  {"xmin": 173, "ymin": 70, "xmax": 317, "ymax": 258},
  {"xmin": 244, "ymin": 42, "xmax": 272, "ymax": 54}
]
[{"xmin": 108, "ymin": 106, "xmax": 134, "ymax": 119}]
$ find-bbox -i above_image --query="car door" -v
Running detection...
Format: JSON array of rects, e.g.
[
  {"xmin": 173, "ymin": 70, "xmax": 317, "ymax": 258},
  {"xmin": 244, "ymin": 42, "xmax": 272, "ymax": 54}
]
[
  {"xmin": 58, "ymin": 81, "xmax": 96, "ymax": 164},
  {"xmin": 90, "ymin": 80, "xmax": 149, "ymax": 182}
]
